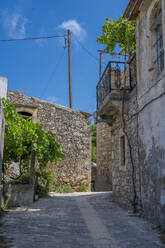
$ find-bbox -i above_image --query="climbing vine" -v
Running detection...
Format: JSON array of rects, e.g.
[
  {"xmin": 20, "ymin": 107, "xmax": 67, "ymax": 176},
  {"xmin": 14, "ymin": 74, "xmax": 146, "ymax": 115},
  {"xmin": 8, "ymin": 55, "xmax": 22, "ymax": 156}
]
[
  {"xmin": 2, "ymin": 99, "xmax": 64, "ymax": 193},
  {"xmin": 96, "ymin": 15, "xmax": 136, "ymax": 56}
]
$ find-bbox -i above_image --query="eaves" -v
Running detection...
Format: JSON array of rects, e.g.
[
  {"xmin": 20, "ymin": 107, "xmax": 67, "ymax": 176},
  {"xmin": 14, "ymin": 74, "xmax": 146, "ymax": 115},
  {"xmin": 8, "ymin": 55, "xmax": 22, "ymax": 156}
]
[{"xmin": 124, "ymin": 0, "xmax": 144, "ymax": 20}]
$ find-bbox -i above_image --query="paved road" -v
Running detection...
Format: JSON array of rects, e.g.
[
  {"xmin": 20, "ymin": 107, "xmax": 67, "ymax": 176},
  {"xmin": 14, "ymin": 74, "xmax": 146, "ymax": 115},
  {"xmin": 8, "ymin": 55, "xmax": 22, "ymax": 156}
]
[{"xmin": 0, "ymin": 192, "xmax": 164, "ymax": 248}]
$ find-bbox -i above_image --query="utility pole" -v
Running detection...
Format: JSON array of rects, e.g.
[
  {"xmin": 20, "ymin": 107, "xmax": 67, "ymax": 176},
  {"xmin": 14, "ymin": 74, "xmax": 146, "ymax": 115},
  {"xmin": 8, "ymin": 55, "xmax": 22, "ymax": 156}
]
[
  {"xmin": 67, "ymin": 29, "xmax": 73, "ymax": 109},
  {"xmin": 98, "ymin": 50, "xmax": 103, "ymax": 79},
  {"xmin": 98, "ymin": 50, "xmax": 105, "ymax": 79}
]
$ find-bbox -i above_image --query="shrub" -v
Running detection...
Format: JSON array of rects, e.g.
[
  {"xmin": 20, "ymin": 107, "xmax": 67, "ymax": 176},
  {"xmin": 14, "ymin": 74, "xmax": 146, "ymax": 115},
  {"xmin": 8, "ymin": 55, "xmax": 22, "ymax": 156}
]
[
  {"xmin": 54, "ymin": 183, "xmax": 75, "ymax": 193},
  {"xmin": 78, "ymin": 182, "xmax": 89, "ymax": 192},
  {"xmin": 36, "ymin": 168, "xmax": 55, "ymax": 197}
]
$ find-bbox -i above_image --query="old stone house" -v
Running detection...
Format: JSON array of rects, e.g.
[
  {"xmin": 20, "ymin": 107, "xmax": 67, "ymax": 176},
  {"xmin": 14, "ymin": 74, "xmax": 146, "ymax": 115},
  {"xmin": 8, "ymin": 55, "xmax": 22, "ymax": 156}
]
[
  {"xmin": 0, "ymin": 77, "xmax": 8, "ymax": 207},
  {"xmin": 96, "ymin": 0, "xmax": 165, "ymax": 230},
  {"xmin": 7, "ymin": 90, "xmax": 91, "ymax": 191}
]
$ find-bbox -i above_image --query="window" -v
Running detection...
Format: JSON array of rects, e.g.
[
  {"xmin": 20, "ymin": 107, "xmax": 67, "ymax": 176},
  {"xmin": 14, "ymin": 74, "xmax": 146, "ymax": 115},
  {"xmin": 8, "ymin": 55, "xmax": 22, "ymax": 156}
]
[
  {"xmin": 120, "ymin": 135, "xmax": 125, "ymax": 166},
  {"xmin": 18, "ymin": 111, "xmax": 32, "ymax": 120},
  {"xmin": 156, "ymin": 23, "xmax": 164, "ymax": 73},
  {"xmin": 150, "ymin": 3, "xmax": 164, "ymax": 74}
]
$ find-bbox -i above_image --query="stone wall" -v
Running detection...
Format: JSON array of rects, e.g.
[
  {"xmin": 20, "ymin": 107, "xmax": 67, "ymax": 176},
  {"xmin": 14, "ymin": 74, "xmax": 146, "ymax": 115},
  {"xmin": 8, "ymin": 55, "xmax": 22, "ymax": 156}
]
[
  {"xmin": 3, "ymin": 184, "xmax": 34, "ymax": 208},
  {"xmin": 111, "ymin": 116, "xmax": 133, "ymax": 209},
  {"xmin": 96, "ymin": 122, "xmax": 112, "ymax": 191},
  {"xmin": 110, "ymin": 88, "xmax": 142, "ymax": 211},
  {"xmin": 0, "ymin": 77, "xmax": 8, "ymax": 208},
  {"xmin": 7, "ymin": 90, "xmax": 91, "ymax": 191}
]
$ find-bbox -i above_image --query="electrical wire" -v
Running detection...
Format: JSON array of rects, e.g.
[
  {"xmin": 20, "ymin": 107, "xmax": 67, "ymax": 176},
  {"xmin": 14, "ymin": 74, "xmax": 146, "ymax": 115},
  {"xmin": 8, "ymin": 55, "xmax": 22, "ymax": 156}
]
[
  {"xmin": 39, "ymin": 50, "xmax": 65, "ymax": 99},
  {"xmin": 72, "ymin": 34, "xmax": 100, "ymax": 64},
  {"xmin": 0, "ymin": 34, "xmax": 66, "ymax": 42}
]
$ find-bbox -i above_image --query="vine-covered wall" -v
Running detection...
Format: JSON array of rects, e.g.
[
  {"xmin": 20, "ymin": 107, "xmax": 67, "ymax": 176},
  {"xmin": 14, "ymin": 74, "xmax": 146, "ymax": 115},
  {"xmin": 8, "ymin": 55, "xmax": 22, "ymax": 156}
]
[{"xmin": 7, "ymin": 90, "xmax": 91, "ymax": 191}]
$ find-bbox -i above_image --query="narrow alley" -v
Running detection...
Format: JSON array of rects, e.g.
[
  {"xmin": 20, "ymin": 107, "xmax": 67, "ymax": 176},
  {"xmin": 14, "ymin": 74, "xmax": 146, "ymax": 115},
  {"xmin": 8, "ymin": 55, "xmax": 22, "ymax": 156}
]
[{"xmin": 0, "ymin": 192, "xmax": 164, "ymax": 248}]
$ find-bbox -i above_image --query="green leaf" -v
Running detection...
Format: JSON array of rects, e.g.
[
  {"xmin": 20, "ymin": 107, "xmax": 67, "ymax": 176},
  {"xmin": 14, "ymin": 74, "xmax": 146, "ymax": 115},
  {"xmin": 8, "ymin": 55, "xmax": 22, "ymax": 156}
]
[{"xmin": 96, "ymin": 15, "xmax": 136, "ymax": 56}]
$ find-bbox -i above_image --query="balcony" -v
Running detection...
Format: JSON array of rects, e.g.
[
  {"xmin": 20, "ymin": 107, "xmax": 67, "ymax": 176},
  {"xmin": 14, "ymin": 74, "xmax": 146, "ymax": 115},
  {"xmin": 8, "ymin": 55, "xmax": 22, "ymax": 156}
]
[{"xmin": 96, "ymin": 55, "xmax": 137, "ymax": 116}]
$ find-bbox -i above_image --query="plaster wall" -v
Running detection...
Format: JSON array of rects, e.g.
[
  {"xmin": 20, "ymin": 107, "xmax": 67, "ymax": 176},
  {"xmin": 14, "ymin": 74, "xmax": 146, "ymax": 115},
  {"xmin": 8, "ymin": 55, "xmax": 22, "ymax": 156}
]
[
  {"xmin": 97, "ymin": 0, "xmax": 165, "ymax": 230},
  {"xmin": 112, "ymin": 0, "xmax": 165, "ymax": 228},
  {"xmin": 0, "ymin": 77, "xmax": 8, "ymax": 99},
  {"xmin": 138, "ymin": 96, "xmax": 165, "ymax": 228},
  {"xmin": 0, "ymin": 77, "xmax": 8, "ymax": 208},
  {"xmin": 135, "ymin": 0, "xmax": 165, "ymax": 228}
]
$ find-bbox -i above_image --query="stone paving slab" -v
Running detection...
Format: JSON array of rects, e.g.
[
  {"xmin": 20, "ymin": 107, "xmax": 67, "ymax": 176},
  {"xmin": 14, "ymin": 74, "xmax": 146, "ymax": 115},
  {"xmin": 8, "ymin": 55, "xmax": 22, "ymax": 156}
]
[{"xmin": 0, "ymin": 192, "xmax": 164, "ymax": 248}]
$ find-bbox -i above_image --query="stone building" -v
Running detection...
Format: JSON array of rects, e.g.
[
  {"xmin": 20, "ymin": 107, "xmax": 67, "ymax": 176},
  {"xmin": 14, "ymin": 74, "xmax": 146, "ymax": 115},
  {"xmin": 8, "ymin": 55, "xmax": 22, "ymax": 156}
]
[
  {"xmin": 7, "ymin": 90, "xmax": 91, "ymax": 191},
  {"xmin": 96, "ymin": 0, "xmax": 165, "ymax": 230},
  {"xmin": 0, "ymin": 77, "xmax": 8, "ymax": 207},
  {"xmin": 95, "ymin": 122, "xmax": 112, "ymax": 191}
]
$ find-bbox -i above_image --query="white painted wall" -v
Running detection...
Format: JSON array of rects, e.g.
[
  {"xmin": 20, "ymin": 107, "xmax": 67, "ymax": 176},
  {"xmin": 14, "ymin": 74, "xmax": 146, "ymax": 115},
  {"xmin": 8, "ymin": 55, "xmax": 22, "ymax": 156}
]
[
  {"xmin": 0, "ymin": 77, "xmax": 8, "ymax": 100},
  {"xmin": 0, "ymin": 76, "xmax": 8, "ymax": 207}
]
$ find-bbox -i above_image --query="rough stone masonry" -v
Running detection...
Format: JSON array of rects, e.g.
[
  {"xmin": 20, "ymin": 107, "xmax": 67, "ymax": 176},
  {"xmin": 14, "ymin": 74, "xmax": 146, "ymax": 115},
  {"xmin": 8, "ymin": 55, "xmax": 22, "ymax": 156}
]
[
  {"xmin": 96, "ymin": 122, "xmax": 112, "ymax": 191},
  {"xmin": 7, "ymin": 90, "xmax": 91, "ymax": 191}
]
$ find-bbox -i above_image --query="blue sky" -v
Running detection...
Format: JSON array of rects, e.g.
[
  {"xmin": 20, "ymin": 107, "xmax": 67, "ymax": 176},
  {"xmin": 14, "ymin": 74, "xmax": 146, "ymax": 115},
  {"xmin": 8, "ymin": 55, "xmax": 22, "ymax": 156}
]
[{"xmin": 0, "ymin": 0, "xmax": 129, "ymax": 114}]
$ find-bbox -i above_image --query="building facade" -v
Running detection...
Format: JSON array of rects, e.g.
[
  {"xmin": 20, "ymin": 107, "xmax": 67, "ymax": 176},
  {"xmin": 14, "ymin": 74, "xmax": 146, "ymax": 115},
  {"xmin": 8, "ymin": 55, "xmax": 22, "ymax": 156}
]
[
  {"xmin": 0, "ymin": 77, "xmax": 8, "ymax": 207},
  {"xmin": 95, "ymin": 122, "xmax": 112, "ymax": 191},
  {"xmin": 96, "ymin": 0, "xmax": 165, "ymax": 230},
  {"xmin": 7, "ymin": 90, "xmax": 91, "ymax": 191}
]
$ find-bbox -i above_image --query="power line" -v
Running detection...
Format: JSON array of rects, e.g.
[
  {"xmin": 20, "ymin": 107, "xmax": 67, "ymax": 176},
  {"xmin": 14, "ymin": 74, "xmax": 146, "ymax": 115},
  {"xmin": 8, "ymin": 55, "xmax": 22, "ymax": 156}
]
[
  {"xmin": 72, "ymin": 34, "xmax": 99, "ymax": 64},
  {"xmin": 73, "ymin": 34, "xmax": 107, "ymax": 67},
  {"xmin": 40, "ymin": 50, "xmax": 65, "ymax": 99},
  {"xmin": 67, "ymin": 29, "xmax": 73, "ymax": 109},
  {"xmin": 0, "ymin": 34, "xmax": 66, "ymax": 42}
]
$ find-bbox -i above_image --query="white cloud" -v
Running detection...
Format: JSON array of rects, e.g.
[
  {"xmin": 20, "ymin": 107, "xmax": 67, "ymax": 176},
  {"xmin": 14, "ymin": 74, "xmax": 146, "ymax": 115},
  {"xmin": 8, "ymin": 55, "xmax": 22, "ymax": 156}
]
[
  {"xmin": 59, "ymin": 19, "xmax": 87, "ymax": 41},
  {"xmin": 45, "ymin": 96, "xmax": 59, "ymax": 103},
  {"xmin": 1, "ymin": 9, "xmax": 28, "ymax": 38}
]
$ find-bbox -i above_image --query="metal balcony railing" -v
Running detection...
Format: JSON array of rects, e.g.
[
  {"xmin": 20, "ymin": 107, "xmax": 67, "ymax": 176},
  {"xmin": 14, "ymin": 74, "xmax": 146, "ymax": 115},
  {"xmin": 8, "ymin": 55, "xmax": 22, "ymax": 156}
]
[{"xmin": 96, "ymin": 55, "xmax": 137, "ymax": 109}]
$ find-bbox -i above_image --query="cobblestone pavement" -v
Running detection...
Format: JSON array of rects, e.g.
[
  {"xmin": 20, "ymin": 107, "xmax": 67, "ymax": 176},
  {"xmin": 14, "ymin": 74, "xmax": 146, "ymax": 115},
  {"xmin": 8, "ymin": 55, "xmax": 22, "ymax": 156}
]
[{"xmin": 0, "ymin": 192, "xmax": 164, "ymax": 248}]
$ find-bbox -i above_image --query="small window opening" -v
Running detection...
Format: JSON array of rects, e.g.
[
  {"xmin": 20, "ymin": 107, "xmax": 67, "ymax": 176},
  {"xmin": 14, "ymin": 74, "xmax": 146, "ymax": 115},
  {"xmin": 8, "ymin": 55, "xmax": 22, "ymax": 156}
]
[
  {"xmin": 18, "ymin": 111, "xmax": 32, "ymax": 120},
  {"xmin": 120, "ymin": 135, "xmax": 125, "ymax": 166},
  {"xmin": 156, "ymin": 24, "xmax": 164, "ymax": 73},
  {"xmin": 151, "ymin": 8, "xmax": 164, "ymax": 74}
]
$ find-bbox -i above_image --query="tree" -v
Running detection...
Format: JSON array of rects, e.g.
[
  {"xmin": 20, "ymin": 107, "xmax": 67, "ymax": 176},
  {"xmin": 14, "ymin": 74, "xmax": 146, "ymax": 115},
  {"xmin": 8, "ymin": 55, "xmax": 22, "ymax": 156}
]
[
  {"xmin": 96, "ymin": 15, "xmax": 136, "ymax": 56},
  {"xmin": 2, "ymin": 99, "xmax": 65, "ymax": 194}
]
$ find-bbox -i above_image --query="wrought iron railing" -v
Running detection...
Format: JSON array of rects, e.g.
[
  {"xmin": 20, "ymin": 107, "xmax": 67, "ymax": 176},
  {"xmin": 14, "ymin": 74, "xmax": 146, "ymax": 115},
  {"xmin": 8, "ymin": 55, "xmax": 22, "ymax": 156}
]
[{"xmin": 96, "ymin": 56, "xmax": 137, "ymax": 109}]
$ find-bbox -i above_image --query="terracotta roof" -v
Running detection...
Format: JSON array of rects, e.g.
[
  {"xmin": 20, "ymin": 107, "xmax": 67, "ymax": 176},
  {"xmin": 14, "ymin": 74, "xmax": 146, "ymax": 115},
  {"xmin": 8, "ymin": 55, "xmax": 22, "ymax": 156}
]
[{"xmin": 124, "ymin": 0, "xmax": 143, "ymax": 20}]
